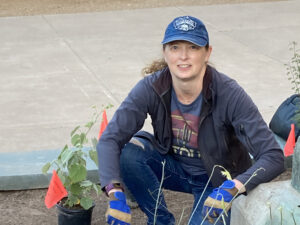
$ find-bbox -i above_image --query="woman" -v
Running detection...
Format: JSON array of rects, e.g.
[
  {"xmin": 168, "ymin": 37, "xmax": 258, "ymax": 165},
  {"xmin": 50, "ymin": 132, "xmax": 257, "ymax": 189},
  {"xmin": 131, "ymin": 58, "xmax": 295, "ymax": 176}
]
[{"xmin": 97, "ymin": 15, "xmax": 284, "ymax": 225}]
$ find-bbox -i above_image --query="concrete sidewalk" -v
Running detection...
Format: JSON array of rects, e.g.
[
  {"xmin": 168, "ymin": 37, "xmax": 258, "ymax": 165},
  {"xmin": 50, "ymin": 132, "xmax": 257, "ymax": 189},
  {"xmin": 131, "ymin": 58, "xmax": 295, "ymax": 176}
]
[{"xmin": 0, "ymin": 0, "xmax": 300, "ymax": 189}]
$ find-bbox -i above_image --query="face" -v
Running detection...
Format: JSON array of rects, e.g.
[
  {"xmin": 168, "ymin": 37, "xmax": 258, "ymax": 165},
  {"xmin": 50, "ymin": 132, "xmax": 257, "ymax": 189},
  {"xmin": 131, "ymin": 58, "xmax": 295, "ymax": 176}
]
[{"xmin": 163, "ymin": 41, "xmax": 212, "ymax": 82}]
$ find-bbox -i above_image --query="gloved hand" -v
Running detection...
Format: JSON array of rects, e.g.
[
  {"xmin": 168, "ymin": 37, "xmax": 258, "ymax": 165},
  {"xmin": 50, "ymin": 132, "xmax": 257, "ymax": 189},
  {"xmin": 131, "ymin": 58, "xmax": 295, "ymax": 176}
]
[
  {"xmin": 202, "ymin": 180, "xmax": 238, "ymax": 223},
  {"xmin": 106, "ymin": 191, "xmax": 131, "ymax": 225}
]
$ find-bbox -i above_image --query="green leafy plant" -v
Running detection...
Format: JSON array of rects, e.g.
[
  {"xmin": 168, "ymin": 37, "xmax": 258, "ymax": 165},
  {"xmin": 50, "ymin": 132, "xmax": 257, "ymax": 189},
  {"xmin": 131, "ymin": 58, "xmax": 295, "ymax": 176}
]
[
  {"xmin": 42, "ymin": 105, "xmax": 112, "ymax": 210},
  {"xmin": 285, "ymin": 41, "xmax": 300, "ymax": 127}
]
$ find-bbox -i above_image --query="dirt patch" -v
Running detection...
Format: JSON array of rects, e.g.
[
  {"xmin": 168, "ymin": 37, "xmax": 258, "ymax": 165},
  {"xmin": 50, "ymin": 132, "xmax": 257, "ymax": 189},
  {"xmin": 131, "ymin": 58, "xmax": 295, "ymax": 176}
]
[
  {"xmin": 0, "ymin": 169, "xmax": 291, "ymax": 225},
  {"xmin": 0, "ymin": 0, "xmax": 284, "ymax": 17},
  {"xmin": 0, "ymin": 187, "xmax": 193, "ymax": 225}
]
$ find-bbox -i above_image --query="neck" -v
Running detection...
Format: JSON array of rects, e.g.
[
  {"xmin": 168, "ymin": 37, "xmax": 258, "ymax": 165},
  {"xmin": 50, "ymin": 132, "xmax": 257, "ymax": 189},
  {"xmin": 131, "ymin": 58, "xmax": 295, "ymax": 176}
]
[
  {"xmin": 173, "ymin": 78, "xmax": 203, "ymax": 104},
  {"xmin": 172, "ymin": 68, "xmax": 206, "ymax": 105}
]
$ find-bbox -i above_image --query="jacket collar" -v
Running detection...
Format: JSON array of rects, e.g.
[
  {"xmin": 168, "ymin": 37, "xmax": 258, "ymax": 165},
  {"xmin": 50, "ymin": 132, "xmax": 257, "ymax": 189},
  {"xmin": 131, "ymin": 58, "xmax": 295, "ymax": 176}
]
[
  {"xmin": 152, "ymin": 67, "xmax": 172, "ymax": 97},
  {"xmin": 152, "ymin": 65, "xmax": 213, "ymax": 104},
  {"xmin": 202, "ymin": 65, "xmax": 213, "ymax": 104}
]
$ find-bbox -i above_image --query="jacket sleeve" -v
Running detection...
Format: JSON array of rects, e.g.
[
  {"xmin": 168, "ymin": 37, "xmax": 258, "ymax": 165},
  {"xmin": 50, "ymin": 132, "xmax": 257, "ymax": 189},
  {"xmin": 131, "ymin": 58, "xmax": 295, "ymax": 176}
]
[
  {"xmin": 226, "ymin": 81, "xmax": 285, "ymax": 192},
  {"xmin": 97, "ymin": 78, "xmax": 151, "ymax": 188}
]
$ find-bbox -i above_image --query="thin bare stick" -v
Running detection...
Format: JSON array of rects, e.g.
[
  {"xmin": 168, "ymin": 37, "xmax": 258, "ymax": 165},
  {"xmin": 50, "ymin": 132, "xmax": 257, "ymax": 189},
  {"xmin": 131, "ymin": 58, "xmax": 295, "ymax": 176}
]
[
  {"xmin": 153, "ymin": 160, "xmax": 166, "ymax": 225},
  {"xmin": 267, "ymin": 202, "xmax": 272, "ymax": 225},
  {"xmin": 188, "ymin": 165, "xmax": 224, "ymax": 225},
  {"xmin": 177, "ymin": 207, "xmax": 186, "ymax": 225},
  {"xmin": 200, "ymin": 193, "xmax": 224, "ymax": 225},
  {"xmin": 291, "ymin": 210, "xmax": 297, "ymax": 225}
]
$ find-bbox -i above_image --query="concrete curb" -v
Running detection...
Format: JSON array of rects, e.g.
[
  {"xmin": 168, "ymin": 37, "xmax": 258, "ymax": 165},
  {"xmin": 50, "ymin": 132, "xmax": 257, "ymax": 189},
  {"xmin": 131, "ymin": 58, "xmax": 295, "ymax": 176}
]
[
  {"xmin": 0, "ymin": 135, "xmax": 289, "ymax": 190},
  {"xmin": 232, "ymin": 180, "xmax": 300, "ymax": 225},
  {"xmin": 0, "ymin": 149, "xmax": 99, "ymax": 190}
]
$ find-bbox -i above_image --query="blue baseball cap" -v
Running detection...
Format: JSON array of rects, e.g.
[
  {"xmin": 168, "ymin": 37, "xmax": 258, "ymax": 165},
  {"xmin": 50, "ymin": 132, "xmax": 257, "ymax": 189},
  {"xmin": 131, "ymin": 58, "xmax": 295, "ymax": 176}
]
[{"xmin": 162, "ymin": 16, "xmax": 209, "ymax": 47}]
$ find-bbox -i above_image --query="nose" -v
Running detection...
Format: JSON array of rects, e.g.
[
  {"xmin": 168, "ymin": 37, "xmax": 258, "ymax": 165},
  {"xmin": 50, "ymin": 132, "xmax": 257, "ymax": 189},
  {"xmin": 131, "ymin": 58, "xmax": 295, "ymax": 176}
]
[{"xmin": 179, "ymin": 47, "xmax": 188, "ymax": 60}]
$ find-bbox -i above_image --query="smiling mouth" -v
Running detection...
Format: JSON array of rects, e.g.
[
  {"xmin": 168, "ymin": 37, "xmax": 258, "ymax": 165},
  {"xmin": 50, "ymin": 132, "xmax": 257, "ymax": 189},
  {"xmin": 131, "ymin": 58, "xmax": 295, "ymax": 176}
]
[{"xmin": 178, "ymin": 64, "xmax": 191, "ymax": 68}]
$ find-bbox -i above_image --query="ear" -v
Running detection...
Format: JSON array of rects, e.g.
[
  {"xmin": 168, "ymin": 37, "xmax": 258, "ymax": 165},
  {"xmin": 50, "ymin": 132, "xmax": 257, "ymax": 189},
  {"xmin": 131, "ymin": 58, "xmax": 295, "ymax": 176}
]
[
  {"xmin": 164, "ymin": 55, "xmax": 167, "ymax": 63},
  {"xmin": 162, "ymin": 50, "xmax": 168, "ymax": 63},
  {"xmin": 205, "ymin": 46, "xmax": 213, "ymax": 63}
]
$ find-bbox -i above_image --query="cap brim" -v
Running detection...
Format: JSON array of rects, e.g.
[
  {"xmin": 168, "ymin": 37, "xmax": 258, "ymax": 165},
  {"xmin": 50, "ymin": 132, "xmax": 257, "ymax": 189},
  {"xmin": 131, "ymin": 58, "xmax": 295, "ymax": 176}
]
[{"xmin": 161, "ymin": 35, "xmax": 208, "ymax": 47}]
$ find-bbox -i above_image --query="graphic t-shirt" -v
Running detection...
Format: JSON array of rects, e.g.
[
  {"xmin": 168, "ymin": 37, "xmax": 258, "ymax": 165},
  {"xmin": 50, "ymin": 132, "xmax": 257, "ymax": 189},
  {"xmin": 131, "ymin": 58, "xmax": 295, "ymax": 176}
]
[{"xmin": 171, "ymin": 88, "xmax": 206, "ymax": 175}]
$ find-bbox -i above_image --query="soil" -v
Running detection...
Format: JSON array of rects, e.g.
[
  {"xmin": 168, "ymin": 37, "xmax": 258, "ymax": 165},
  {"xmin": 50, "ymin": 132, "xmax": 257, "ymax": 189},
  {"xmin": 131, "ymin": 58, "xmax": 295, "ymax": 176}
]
[
  {"xmin": 0, "ymin": 0, "xmax": 290, "ymax": 224},
  {"xmin": 0, "ymin": 0, "xmax": 283, "ymax": 17},
  {"xmin": 0, "ymin": 169, "xmax": 292, "ymax": 225}
]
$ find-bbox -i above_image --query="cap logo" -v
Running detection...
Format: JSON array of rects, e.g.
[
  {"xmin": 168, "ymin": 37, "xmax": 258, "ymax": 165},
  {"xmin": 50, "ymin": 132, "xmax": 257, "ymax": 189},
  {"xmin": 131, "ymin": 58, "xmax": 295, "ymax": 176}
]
[{"xmin": 173, "ymin": 17, "xmax": 197, "ymax": 31}]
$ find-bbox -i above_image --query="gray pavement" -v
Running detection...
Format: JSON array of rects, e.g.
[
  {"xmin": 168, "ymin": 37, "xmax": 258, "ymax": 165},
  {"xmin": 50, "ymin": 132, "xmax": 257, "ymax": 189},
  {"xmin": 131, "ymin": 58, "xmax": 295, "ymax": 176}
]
[
  {"xmin": 1, "ymin": 0, "xmax": 300, "ymax": 153},
  {"xmin": 1, "ymin": 0, "xmax": 300, "ymax": 190}
]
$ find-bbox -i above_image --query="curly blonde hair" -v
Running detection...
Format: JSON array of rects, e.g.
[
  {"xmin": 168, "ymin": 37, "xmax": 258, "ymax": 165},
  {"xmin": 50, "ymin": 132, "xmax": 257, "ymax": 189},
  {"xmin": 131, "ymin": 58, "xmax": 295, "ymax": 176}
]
[{"xmin": 141, "ymin": 58, "xmax": 167, "ymax": 76}]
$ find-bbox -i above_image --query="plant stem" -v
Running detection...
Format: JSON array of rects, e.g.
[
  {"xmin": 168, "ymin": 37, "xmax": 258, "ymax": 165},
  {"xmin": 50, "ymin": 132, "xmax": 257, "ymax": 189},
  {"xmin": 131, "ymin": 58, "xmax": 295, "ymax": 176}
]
[
  {"xmin": 267, "ymin": 202, "xmax": 272, "ymax": 225},
  {"xmin": 188, "ymin": 165, "xmax": 221, "ymax": 225},
  {"xmin": 84, "ymin": 109, "xmax": 102, "ymax": 138},
  {"xmin": 291, "ymin": 211, "xmax": 297, "ymax": 225},
  {"xmin": 221, "ymin": 214, "xmax": 226, "ymax": 225},
  {"xmin": 286, "ymin": 41, "xmax": 300, "ymax": 94},
  {"xmin": 200, "ymin": 193, "xmax": 223, "ymax": 225},
  {"xmin": 177, "ymin": 207, "xmax": 186, "ymax": 225},
  {"xmin": 153, "ymin": 160, "xmax": 166, "ymax": 225},
  {"xmin": 278, "ymin": 206, "xmax": 283, "ymax": 225}
]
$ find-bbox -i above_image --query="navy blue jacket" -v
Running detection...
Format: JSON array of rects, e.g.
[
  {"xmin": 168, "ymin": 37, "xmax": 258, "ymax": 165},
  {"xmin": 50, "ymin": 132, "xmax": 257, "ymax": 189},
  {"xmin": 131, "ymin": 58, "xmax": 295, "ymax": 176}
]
[{"xmin": 97, "ymin": 66, "xmax": 284, "ymax": 192}]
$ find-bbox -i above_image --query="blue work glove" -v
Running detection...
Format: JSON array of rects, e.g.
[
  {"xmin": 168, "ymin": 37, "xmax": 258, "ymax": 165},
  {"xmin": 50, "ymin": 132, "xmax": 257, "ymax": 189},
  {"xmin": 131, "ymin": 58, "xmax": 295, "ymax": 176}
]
[
  {"xmin": 202, "ymin": 180, "xmax": 238, "ymax": 223},
  {"xmin": 106, "ymin": 191, "xmax": 131, "ymax": 225}
]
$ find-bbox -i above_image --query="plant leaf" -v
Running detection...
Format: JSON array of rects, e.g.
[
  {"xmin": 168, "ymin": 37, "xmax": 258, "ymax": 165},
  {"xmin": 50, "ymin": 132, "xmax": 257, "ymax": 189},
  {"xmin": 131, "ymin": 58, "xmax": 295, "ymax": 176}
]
[
  {"xmin": 42, "ymin": 162, "xmax": 51, "ymax": 174},
  {"xmin": 71, "ymin": 134, "xmax": 81, "ymax": 147},
  {"xmin": 105, "ymin": 103, "xmax": 114, "ymax": 109},
  {"xmin": 80, "ymin": 197, "xmax": 93, "ymax": 210},
  {"xmin": 80, "ymin": 180, "xmax": 93, "ymax": 187},
  {"xmin": 91, "ymin": 137, "xmax": 98, "ymax": 150},
  {"xmin": 58, "ymin": 145, "xmax": 68, "ymax": 160},
  {"xmin": 55, "ymin": 158, "xmax": 63, "ymax": 171},
  {"xmin": 68, "ymin": 151, "xmax": 85, "ymax": 167},
  {"xmin": 61, "ymin": 148, "xmax": 73, "ymax": 165},
  {"xmin": 92, "ymin": 183, "xmax": 102, "ymax": 196},
  {"xmin": 70, "ymin": 183, "xmax": 82, "ymax": 195},
  {"xmin": 71, "ymin": 125, "xmax": 80, "ymax": 137},
  {"xmin": 57, "ymin": 170, "xmax": 67, "ymax": 185},
  {"xmin": 89, "ymin": 149, "xmax": 98, "ymax": 167},
  {"xmin": 80, "ymin": 133, "xmax": 87, "ymax": 145},
  {"xmin": 221, "ymin": 170, "xmax": 232, "ymax": 180},
  {"xmin": 69, "ymin": 164, "xmax": 86, "ymax": 183},
  {"xmin": 66, "ymin": 194, "xmax": 78, "ymax": 208},
  {"xmin": 85, "ymin": 121, "xmax": 94, "ymax": 129}
]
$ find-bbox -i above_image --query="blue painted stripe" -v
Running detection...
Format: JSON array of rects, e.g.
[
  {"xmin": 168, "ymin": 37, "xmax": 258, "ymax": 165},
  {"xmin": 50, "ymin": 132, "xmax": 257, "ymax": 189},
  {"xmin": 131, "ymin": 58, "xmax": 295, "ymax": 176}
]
[{"xmin": 0, "ymin": 148, "xmax": 98, "ymax": 177}]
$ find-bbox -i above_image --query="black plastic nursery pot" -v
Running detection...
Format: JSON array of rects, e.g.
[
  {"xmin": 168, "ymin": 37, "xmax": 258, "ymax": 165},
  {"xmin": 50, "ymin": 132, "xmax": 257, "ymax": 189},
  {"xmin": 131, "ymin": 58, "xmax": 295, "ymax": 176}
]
[{"xmin": 56, "ymin": 202, "xmax": 95, "ymax": 225}]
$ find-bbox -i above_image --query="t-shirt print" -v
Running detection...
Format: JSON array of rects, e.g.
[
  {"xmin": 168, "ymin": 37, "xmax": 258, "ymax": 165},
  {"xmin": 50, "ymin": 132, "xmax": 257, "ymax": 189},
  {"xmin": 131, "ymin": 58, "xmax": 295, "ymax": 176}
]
[{"xmin": 171, "ymin": 109, "xmax": 201, "ymax": 159}]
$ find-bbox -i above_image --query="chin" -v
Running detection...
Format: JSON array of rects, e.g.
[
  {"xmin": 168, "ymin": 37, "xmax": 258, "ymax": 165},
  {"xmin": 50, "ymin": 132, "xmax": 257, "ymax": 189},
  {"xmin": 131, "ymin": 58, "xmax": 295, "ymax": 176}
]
[{"xmin": 177, "ymin": 75, "xmax": 195, "ymax": 82}]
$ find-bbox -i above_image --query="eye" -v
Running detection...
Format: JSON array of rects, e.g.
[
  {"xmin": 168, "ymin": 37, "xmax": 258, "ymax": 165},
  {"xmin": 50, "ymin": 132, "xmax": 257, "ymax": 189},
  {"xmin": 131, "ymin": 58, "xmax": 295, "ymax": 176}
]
[
  {"xmin": 190, "ymin": 45, "xmax": 200, "ymax": 50},
  {"xmin": 170, "ymin": 45, "xmax": 178, "ymax": 50}
]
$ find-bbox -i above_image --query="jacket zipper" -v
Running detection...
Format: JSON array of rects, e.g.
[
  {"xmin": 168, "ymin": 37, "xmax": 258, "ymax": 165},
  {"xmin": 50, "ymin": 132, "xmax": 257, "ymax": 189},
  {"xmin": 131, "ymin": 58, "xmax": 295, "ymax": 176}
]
[
  {"xmin": 197, "ymin": 106, "xmax": 212, "ymax": 159},
  {"xmin": 159, "ymin": 88, "xmax": 172, "ymax": 151}
]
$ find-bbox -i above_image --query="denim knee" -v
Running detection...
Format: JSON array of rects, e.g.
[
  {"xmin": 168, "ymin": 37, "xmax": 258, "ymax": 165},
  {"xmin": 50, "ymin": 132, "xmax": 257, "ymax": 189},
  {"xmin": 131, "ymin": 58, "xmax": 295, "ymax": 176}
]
[
  {"xmin": 120, "ymin": 139, "xmax": 148, "ymax": 174},
  {"xmin": 121, "ymin": 142, "xmax": 142, "ymax": 162}
]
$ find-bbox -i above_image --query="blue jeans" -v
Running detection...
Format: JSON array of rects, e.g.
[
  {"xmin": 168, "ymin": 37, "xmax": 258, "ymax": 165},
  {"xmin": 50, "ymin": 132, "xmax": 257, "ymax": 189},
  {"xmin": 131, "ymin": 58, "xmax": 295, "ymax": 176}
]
[{"xmin": 120, "ymin": 137, "xmax": 231, "ymax": 225}]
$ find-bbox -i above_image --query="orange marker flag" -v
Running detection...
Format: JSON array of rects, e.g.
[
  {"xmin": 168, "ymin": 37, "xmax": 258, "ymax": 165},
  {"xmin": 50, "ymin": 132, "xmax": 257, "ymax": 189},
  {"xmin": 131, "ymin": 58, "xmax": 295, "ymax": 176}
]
[
  {"xmin": 284, "ymin": 124, "xmax": 296, "ymax": 157},
  {"xmin": 45, "ymin": 170, "xmax": 68, "ymax": 209},
  {"xmin": 98, "ymin": 110, "xmax": 108, "ymax": 140}
]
